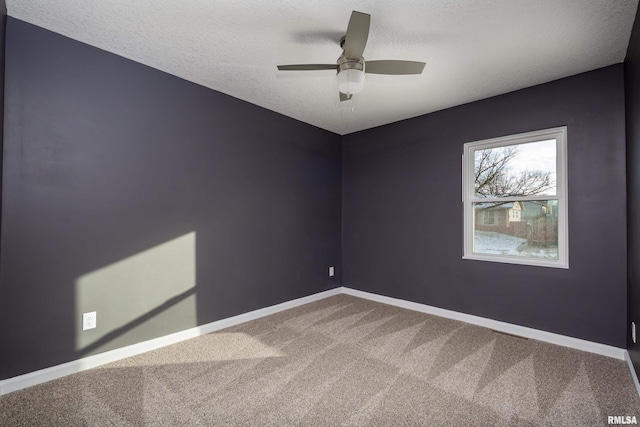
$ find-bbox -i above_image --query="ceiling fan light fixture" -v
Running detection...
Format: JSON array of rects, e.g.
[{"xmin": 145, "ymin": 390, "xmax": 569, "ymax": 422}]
[
  {"xmin": 337, "ymin": 68, "xmax": 365, "ymax": 95},
  {"xmin": 337, "ymin": 56, "xmax": 365, "ymax": 95}
]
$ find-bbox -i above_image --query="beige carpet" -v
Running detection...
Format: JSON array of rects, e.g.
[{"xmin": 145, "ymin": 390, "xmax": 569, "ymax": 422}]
[{"xmin": 2, "ymin": 294, "xmax": 639, "ymax": 426}]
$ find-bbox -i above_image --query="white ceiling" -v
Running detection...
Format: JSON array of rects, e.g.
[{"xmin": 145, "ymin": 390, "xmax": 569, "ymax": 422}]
[{"xmin": 7, "ymin": 1, "xmax": 639, "ymax": 135}]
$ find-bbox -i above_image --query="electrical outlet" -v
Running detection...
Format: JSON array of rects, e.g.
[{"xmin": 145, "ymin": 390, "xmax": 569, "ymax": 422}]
[
  {"xmin": 329, "ymin": 266, "xmax": 335, "ymax": 277},
  {"xmin": 82, "ymin": 311, "xmax": 97, "ymax": 331},
  {"xmin": 633, "ymin": 322, "xmax": 636, "ymax": 344}
]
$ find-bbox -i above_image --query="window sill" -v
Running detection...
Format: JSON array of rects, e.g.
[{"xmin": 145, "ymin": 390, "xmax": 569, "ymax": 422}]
[{"xmin": 462, "ymin": 254, "xmax": 569, "ymax": 269}]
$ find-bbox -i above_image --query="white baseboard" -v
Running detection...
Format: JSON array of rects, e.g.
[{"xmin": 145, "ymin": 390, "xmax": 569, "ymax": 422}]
[
  {"xmin": 625, "ymin": 351, "xmax": 640, "ymax": 398},
  {"xmin": 341, "ymin": 287, "xmax": 627, "ymax": 360},
  {"xmin": 1, "ymin": 285, "xmax": 629, "ymax": 396},
  {"xmin": 0, "ymin": 288, "xmax": 341, "ymax": 396}
]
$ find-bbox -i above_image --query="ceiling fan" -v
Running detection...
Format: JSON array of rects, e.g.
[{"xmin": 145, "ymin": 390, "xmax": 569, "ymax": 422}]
[{"xmin": 277, "ymin": 11, "xmax": 426, "ymax": 101}]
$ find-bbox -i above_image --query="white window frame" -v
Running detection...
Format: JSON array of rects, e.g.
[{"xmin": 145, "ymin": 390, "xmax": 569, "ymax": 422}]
[{"xmin": 462, "ymin": 127, "xmax": 568, "ymax": 269}]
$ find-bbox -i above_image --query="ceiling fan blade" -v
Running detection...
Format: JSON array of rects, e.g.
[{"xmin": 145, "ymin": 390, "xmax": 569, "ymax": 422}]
[
  {"xmin": 339, "ymin": 92, "xmax": 352, "ymax": 102},
  {"xmin": 365, "ymin": 60, "xmax": 426, "ymax": 75},
  {"xmin": 277, "ymin": 64, "xmax": 337, "ymax": 71},
  {"xmin": 344, "ymin": 11, "xmax": 370, "ymax": 59}
]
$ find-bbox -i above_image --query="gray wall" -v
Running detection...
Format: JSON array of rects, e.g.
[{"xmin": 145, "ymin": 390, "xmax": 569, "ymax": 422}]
[
  {"xmin": 0, "ymin": 18, "xmax": 342, "ymax": 380},
  {"xmin": 626, "ymin": 7, "xmax": 640, "ymax": 375},
  {"xmin": 0, "ymin": 0, "xmax": 6, "ymax": 259},
  {"xmin": 343, "ymin": 65, "xmax": 627, "ymax": 347}
]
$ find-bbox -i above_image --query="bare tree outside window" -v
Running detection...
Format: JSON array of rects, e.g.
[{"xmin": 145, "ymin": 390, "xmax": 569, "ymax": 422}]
[{"xmin": 474, "ymin": 146, "xmax": 555, "ymax": 199}]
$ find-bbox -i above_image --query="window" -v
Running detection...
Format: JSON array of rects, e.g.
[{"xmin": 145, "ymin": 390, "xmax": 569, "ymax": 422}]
[
  {"xmin": 463, "ymin": 127, "xmax": 568, "ymax": 268},
  {"xmin": 484, "ymin": 210, "xmax": 495, "ymax": 225}
]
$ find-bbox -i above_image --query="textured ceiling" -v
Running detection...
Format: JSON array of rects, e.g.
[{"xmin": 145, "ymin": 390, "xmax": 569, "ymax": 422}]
[{"xmin": 7, "ymin": 1, "xmax": 639, "ymax": 135}]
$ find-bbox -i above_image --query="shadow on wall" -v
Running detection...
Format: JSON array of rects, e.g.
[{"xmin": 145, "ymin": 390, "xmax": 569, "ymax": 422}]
[{"xmin": 75, "ymin": 232, "xmax": 198, "ymax": 357}]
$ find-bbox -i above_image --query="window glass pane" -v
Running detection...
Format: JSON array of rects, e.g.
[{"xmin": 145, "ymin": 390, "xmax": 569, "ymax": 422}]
[
  {"xmin": 473, "ymin": 200, "xmax": 558, "ymax": 260},
  {"xmin": 474, "ymin": 139, "xmax": 556, "ymax": 198}
]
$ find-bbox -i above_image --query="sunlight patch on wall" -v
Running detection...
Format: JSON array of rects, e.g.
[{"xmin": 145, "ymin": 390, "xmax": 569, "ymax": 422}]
[{"xmin": 76, "ymin": 232, "xmax": 197, "ymax": 354}]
